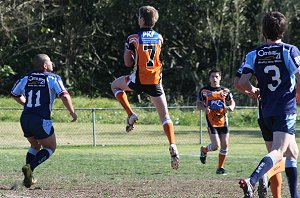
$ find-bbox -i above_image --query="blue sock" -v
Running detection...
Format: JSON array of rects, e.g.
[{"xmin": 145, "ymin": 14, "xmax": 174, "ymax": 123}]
[
  {"xmin": 30, "ymin": 148, "xmax": 53, "ymax": 171},
  {"xmin": 249, "ymin": 154, "xmax": 275, "ymax": 186},
  {"xmin": 285, "ymin": 159, "xmax": 298, "ymax": 198},
  {"xmin": 26, "ymin": 147, "xmax": 39, "ymax": 164}
]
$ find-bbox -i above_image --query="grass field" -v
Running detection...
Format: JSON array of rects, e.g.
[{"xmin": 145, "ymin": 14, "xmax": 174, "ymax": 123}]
[
  {"xmin": 0, "ymin": 122, "xmax": 299, "ymax": 197},
  {"xmin": 0, "ymin": 96, "xmax": 299, "ymax": 197},
  {"xmin": 0, "ymin": 144, "xmax": 296, "ymax": 198}
]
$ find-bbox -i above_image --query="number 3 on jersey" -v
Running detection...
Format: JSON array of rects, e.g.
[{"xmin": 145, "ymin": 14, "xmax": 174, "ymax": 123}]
[
  {"xmin": 27, "ymin": 90, "xmax": 41, "ymax": 107},
  {"xmin": 264, "ymin": 65, "xmax": 282, "ymax": 91},
  {"xmin": 143, "ymin": 44, "xmax": 156, "ymax": 67}
]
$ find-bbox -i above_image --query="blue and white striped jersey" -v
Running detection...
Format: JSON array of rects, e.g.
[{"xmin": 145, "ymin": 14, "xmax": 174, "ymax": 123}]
[
  {"xmin": 11, "ymin": 71, "xmax": 68, "ymax": 119},
  {"xmin": 242, "ymin": 43, "xmax": 300, "ymax": 117}
]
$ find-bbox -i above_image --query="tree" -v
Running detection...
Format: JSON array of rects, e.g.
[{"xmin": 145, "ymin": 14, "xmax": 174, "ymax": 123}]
[{"xmin": 1, "ymin": 0, "xmax": 300, "ymax": 106}]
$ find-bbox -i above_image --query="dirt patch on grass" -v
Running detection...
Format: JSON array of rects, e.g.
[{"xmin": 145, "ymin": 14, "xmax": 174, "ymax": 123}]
[{"xmin": 0, "ymin": 177, "xmax": 292, "ymax": 198}]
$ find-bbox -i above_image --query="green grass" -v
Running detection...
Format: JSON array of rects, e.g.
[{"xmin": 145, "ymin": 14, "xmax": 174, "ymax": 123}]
[
  {"xmin": 0, "ymin": 97, "xmax": 299, "ymax": 197},
  {"xmin": 0, "ymin": 122, "xmax": 297, "ymax": 197},
  {"xmin": 0, "ymin": 122, "xmax": 267, "ymax": 148},
  {"xmin": 0, "ymin": 143, "xmax": 265, "ymax": 182},
  {"xmin": 0, "ymin": 143, "xmax": 296, "ymax": 197},
  {"xmin": 0, "ymin": 144, "xmax": 260, "ymax": 186}
]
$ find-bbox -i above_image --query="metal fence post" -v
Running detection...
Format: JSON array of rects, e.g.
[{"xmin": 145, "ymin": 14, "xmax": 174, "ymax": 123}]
[
  {"xmin": 92, "ymin": 108, "xmax": 96, "ymax": 146},
  {"xmin": 200, "ymin": 110, "xmax": 202, "ymax": 145}
]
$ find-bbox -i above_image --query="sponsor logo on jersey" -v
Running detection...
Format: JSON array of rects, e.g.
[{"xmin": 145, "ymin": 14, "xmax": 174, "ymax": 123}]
[
  {"xmin": 209, "ymin": 100, "xmax": 224, "ymax": 110},
  {"xmin": 206, "ymin": 91, "xmax": 212, "ymax": 96},
  {"xmin": 257, "ymin": 49, "xmax": 281, "ymax": 60},
  {"xmin": 142, "ymin": 31, "xmax": 155, "ymax": 37},
  {"xmin": 28, "ymin": 76, "xmax": 46, "ymax": 87}
]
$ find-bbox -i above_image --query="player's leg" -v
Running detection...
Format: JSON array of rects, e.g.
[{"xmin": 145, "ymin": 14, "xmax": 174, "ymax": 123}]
[
  {"xmin": 20, "ymin": 114, "xmax": 39, "ymax": 187},
  {"xmin": 240, "ymin": 115, "xmax": 295, "ymax": 197},
  {"xmin": 26, "ymin": 138, "xmax": 41, "ymax": 180},
  {"xmin": 26, "ymin": 137, "xmax": 41, "ymax": 164},
  {"xmin": 111, "ymin": 75, "xmax": 133, "ymax": 116},
  {"xmin": 253, "ymin": 132, "xmax": 291, "ymax": 184},
  {"xmin": 22, "ymin": 117, "xmax": 56, "ymax": 188},
  {"xmin": 200, "ymin": 127, "xmax": 219, "ymax": 164},
  {"xmin": 150, "ymin": 93, "xmax": 175, "ymax": 145},
  {"xmin": 258, "ymin": 117, "xmax": 282, "ymax": 198},
  {"xmin": 21, "ymin": 114, "xmax": 40, "ymax": 164},
  {"xmin": 217, "ymin": 131, "xmax": 228, "ymax": 174},
  {"xmin": 264, "ymin": 141, "xmax": 282, "ymax": 198},
  {"xmin": 22, "ymin": 137, "xmax": 41, "ymax": 186},
  {"xmin": 240, "ymin": 131, "xmax": 291, "ymax": 197},
  {"xmin": 284, "ymin": 135, "xmax": 299, "ymax": 198},
  {"xmin": 150, "ymin": 93, "xmax": 179, "ymax": 169},
  {"xmin": 30, "ymin": 133, "xmax": 56, "ymax": 171},
  {"xmin": 111, "ymin": 76, "xmax": 138, "ymax": 132},
  {"xmin": 22, "ymin": 135, "xmax": 55, "ymax": 188},
  {"xmin": 208, "ymin": 129, "xmax": 220, "ymax": 151}
]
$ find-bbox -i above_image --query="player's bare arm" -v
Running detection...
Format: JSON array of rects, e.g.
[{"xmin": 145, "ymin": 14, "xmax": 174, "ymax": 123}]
[
  {"xmin": 12, "ymin": 95, "xmax": 26, "ymax": 106},
  {"xmin": 235, "ymin": 76, "xmax": 260, "ymax": 99},
  {"xmin": 239, "ymin": 73, "xmax": 260, "ymax": 99},
  {"xmin": 226, "ymin": 99, "xmax": 235, "ymax": 112},
  {"xmin": 234, "ymin": 77, "xmax": 253, "ymax": 96},
  {"xmin": 60, "ymin": 94, "xmax": 77, "ymax": 122}
]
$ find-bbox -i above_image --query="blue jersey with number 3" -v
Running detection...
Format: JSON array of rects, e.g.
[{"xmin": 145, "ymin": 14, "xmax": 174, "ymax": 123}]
[
  {"xmin": 11, "ymin": 71, "xmax": 68, "ymax": 119},
  {"xmin": 243, "ymin": 43, "xmax": 300, "ymax": 117}
]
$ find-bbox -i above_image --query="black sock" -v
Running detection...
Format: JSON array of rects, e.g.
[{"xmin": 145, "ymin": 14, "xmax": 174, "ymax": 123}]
[{"xmin": 30, "ymin": 148, "xmax": 52, "ymax": 171}]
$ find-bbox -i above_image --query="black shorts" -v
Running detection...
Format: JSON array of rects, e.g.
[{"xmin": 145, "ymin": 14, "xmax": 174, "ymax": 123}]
[
  {"xmin": 207, "ymin": 121, "xmax": 229, "ymax": 134},
  {"xmin": 21, "ymin": 113, "xmax": 54, "ymax": 139},
  {"xmin": 128, "ymin": 82, "xmax": 163, "ymax": 97}
]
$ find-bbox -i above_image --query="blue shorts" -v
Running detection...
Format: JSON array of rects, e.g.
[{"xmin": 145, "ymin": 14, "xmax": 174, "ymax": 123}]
[
  {"xmin": 258, "ymin": 118, "xmax": 272, "ymax": 141},
  {"xmin": 262, "ymin": 114, "xmax": 296, "ymax": 137},
  {"xmin": 20, "ymin": 113, "xmax": 54, "ymax": 139}
]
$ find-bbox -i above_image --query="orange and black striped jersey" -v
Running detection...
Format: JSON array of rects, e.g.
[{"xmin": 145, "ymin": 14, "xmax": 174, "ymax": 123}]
[
  {"xmin": 126, "ymin": 28, "xmax": 163, "ymax": 85},
  {"xmin": 198, "ymin": 86, "xmax": 233, "ymax": 127}
]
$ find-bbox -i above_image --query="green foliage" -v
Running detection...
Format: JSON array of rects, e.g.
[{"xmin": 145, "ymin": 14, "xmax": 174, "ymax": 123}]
[
  {"xmin": 0, "ymin": 65, "xmax": 15, "ymax": 78},
  {"xmin": 1, "ymin": 1, "xmax": 300, "ymax": 105},
  {"xmin": 228, "ymin": 108, "xmax": 258, "ymax": 128},
  {"xmin": 56, "ymin": 96, "xmax": 121, "ymax": 108},
  {"xmin": 3, "ymin": 97, "xmax": 300, "ymax": 129},
  {"xmin": 0, "ymin": 96, "xmax": 21, "ymax": 108},
  {"xmin": 0, "ymin": 97, "xmax": 256, "ymax": 127},
  {"xmin": 0, "ymin": 65, "xmax": 16, "ymax": 95}
]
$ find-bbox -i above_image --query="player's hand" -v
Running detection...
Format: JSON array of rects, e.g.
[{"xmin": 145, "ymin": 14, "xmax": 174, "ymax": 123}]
[
  {"xmin": 244, "ymin": 90, "xmax": 256, "ymax": 99},
  {"xmin": 70, "ymin": 112, "xmax": 77, "ymax": 122},
  {"xmin": 250, "ymin": 87, "xmax": 260, "ymax": 99}
]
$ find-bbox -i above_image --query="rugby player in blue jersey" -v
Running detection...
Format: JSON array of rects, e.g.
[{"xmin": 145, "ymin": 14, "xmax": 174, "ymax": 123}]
[
  {"xmin": 238, "ymin": 11, "xmax": 300, "ymax": 198},
  {"xmin": 11, "ymin": 54, "xmax": 77, "ymax": 188},
  {"xmin": 235, "ymin": 63, "xmax": 283, "ymax": 198}
]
